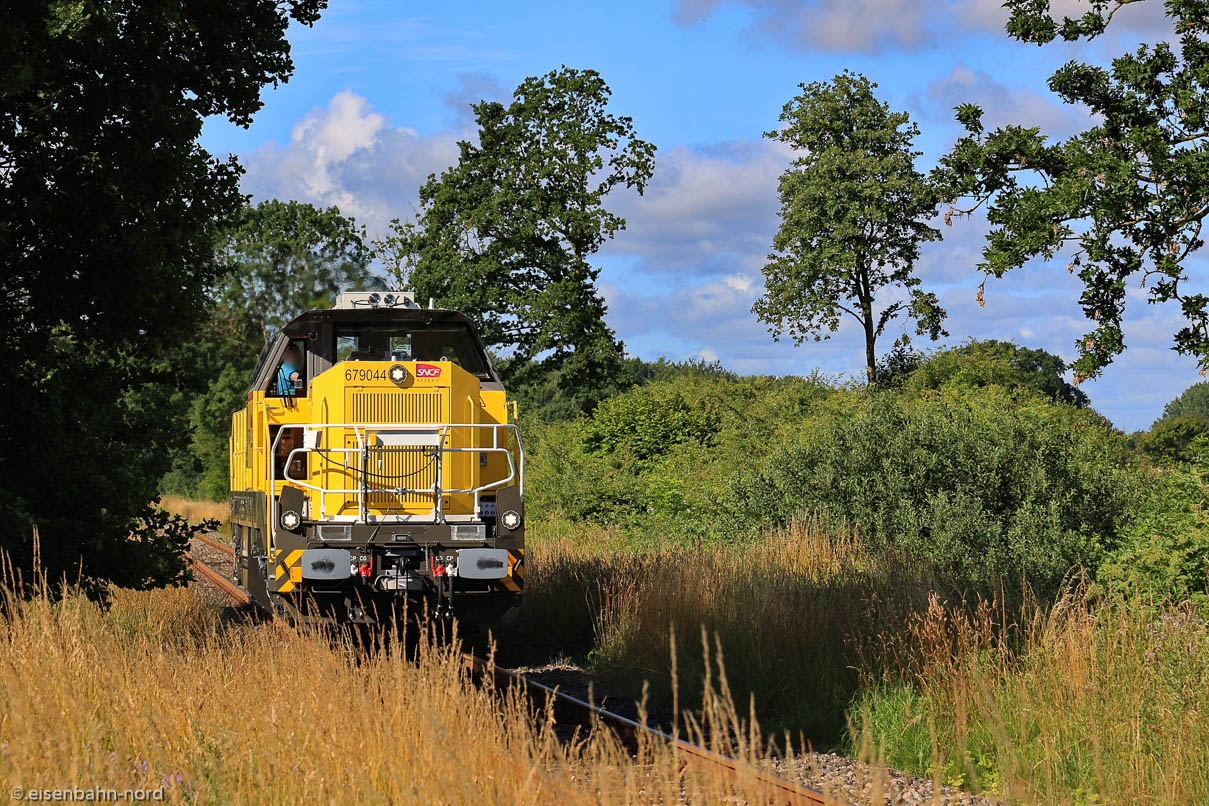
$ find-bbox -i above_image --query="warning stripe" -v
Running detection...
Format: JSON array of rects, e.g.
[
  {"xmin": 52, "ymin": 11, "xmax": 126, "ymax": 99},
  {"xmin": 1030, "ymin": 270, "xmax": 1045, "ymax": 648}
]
[
  {"xmin": 498, "ymin": 548, "xmax": 524, "ymax": 592},
  {"xmin": 275, "ymin": 549, "xmax": 304, "ymax": 593}
]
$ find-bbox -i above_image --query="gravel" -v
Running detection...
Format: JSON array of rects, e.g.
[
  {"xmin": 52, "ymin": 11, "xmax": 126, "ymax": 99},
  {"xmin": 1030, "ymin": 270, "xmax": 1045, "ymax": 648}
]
[{"xmin": 769, "ymin": 752, "xmax": 1001, "ymax": 805}]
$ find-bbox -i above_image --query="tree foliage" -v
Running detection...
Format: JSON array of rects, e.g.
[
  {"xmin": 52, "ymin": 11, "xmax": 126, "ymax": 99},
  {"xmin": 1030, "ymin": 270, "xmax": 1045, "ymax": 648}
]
[
  {"xmin": 935, "ymin": 0, "xmax": 1209, "ymax": 381},
  {"xmin": 218, "ymin": 200, "xmax": 375, "ymax": 349},
  {"xmin": 0, "ymin": 0, "xmax": 324, "ymax": 597},
  {"xmin": 377, "ymin": 67, "xmax": 656, "ymax": 410},
  {"xmin": 1159, "ymin": 380, "xmax": 1209, "ymax": 424},
  {"xmin": 1138, "ymin": 414, "xmax": 1209, "ymax": 463},
  {"xmin": 753, "ymin": 71, "xmax": 946, "ymax": 383},
  {"xmin": 906, "ymin": 339, "xmax": 1091, "ymax": 407}
]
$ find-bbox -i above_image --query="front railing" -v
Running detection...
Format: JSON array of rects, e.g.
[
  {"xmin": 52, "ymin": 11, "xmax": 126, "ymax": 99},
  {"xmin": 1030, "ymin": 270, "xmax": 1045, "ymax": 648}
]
[{"xmin": 270, "ymin": 422, "xmax": 523, "ymax": 526}]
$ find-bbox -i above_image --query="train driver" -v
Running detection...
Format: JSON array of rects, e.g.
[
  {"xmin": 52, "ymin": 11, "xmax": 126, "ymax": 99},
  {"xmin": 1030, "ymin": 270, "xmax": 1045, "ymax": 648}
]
[{"xmin": 276, "ymin": 345, "xmax": 302, "ymax": 396}]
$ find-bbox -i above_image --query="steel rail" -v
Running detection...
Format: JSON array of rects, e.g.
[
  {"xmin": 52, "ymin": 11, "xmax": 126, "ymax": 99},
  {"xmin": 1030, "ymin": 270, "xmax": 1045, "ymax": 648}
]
[
  {"xmin": 184, "ymin": 550, "xmax": 249, "ymax": 606},
  {"xmin": 194, "ymin": 533, "xmax": 235, "ymax": 557},
  {"xmin": 186, "ymin": 543, "xmax": 832, "ymax": 806}
]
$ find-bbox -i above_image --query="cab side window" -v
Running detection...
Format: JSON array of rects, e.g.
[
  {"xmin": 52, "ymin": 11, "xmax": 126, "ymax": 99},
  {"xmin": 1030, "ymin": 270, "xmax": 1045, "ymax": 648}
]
[{"xmin": 268, "ymin": 339, "xmax": 307, "ymax": 397}]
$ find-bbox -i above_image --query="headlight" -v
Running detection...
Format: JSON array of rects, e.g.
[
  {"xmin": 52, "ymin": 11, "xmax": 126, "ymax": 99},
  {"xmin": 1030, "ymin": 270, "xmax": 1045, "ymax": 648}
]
[
  {"xmin": 501, "ymin": 510, "xmax": 522, "ymax": 530},
  {"xmin": 281, "ymin": 510, "xmax": 301, "ymax": 531},
  {"xmin": 388, "ymin": 364, "xmax": 408, "ymax": 384}
]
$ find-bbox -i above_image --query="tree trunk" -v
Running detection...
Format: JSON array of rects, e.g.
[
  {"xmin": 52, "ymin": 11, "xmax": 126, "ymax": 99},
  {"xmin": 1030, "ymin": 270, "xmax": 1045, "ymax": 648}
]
[
  {"xmin": 863, "ymin": 315, "xmax": 877, "ymax": 385},
  {"xmin": 858, "ymin": 271, "xmax": 877, "ymax": 384}
]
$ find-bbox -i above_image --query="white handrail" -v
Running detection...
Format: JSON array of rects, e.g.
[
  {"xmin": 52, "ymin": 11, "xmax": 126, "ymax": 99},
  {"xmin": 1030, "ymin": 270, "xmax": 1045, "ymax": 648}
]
[{"xmin": 269, "ymin": 422, "xmax": 523, "ymax": 526}]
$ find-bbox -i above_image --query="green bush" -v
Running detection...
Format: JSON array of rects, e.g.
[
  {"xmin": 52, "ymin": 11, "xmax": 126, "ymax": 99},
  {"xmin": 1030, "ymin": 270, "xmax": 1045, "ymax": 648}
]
[
  {"xmin": 1098, "ymin": 449, "xmax": 1209, "ymax": 602},
  {"xmin": 580, "ymin": 383, "xmax": 720, "ymax": 460},
  {"xmin": 525, "ymin": 374, "xmax": 836, "ymax": 539},
  {"xmin": 729, "ymin": 386, "xmax": 1142, "ymax": 590}
]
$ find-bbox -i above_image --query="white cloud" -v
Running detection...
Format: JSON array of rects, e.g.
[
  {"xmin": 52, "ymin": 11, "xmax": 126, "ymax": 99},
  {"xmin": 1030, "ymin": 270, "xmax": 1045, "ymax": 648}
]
[
  {"xmin": 608, "ymin": 138, "xmax": 790, "ymax": 276},
  {"xmin": 241, "ymin": 91, "xmax": 462, "ymax": 236},
  {"xmin": 671, "ymin": 0, "xmax": 1173, "ymax": 52},
  {"xmin": 724, "ymin": 273, "xmax": 757, "ymax": 294},
  {"xmin": 918, "ymin": 62, "xmax": 1094, "ymax": 138}
]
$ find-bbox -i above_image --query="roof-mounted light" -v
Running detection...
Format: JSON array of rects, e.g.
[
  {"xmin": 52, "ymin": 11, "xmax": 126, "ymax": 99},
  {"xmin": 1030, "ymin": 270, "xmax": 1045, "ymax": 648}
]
[{"xmin": 334, "ymin": 291, "xmax": 418, "ymax": 310}]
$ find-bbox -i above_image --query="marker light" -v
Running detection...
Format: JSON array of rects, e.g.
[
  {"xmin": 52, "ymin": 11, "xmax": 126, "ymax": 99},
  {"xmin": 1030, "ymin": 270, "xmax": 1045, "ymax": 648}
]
[
  {"xmin": 501, "ymin": 510, "xmax": 522, "ymax": 530},
  {"xmin": 368, "ymin": 292, "xmax": 381, "ymax": 306},
  {"xmin": 388, "ymin": 364, "xmax": 408, "ymax": 385},
  {"xmin": 383, "ymin": 293, "xmax": 397, "ymax": 307},
  {"xmin": 281, "ymin": 510, "xmax": 301, "ymax": 531}
]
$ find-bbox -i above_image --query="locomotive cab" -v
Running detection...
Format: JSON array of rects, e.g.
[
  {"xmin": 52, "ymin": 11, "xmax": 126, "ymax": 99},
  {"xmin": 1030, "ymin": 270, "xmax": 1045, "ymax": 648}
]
[{"xmin": 228, "ymin": 292, "xmax": 524, "ymax": 625}]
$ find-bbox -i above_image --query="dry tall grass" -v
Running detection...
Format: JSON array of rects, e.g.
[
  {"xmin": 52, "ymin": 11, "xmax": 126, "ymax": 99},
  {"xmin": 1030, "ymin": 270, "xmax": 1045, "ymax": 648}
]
[
  {"xmin": 0, "ymin": 583, "xmax": 834, "ymax": 805},
  {"xmin": 510, "ymin": 518, "xmax": 946, "ymax": 739},
  {"xmin": 157, "ymin": 496, "xmax": 229, "ymax": 538}
]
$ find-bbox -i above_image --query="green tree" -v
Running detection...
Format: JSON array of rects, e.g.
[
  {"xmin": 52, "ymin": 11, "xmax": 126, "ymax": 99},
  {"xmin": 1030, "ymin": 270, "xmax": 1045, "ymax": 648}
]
[
  {"xmin": 935, "ymin": 0, "xmax": 1209, "ymax": 382},
  {"xmin": 218, "ymin": 200, "xmax": 375, "ymax": 349},
  {"xmin": 181, "ymin": 200, "xmax": 375, "ymax": 500},
  {"xmin": 0, "ymin": 0, "xmax": 324, "ymax": 598},
  {"xmin": 1138, "ymin": 415, "xmax": 1209, "ymax": 464},
  {"xmin": 752, "ymin": 71, "xmax": 946, "ymax": 384},
  {"xmin": 1159, "ymin": 381, "xmax": 1209, "ymax": 424},
  {"xmin": 377, "ymin": 67, "xmax": 656, "ymax": 410}
]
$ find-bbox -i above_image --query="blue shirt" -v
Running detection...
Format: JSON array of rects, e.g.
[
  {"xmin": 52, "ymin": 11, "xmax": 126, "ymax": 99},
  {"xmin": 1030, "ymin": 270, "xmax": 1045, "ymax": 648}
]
[{"xmin": 276, "ymin": 362, "xmax": 298, "ymax": 395}]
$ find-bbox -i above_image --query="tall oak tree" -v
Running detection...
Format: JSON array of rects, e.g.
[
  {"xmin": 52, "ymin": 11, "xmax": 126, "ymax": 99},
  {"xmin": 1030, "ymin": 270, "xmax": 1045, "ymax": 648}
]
[{"xmin": 378, "ymin": 67, "xmax": 656, "ymax": 410}]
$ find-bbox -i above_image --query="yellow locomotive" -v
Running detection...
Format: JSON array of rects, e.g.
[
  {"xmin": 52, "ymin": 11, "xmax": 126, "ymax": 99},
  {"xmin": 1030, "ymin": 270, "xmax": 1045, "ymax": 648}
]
[{"xmin": 228, "ymin": 292, "xmax": 524, "ymax": 624}]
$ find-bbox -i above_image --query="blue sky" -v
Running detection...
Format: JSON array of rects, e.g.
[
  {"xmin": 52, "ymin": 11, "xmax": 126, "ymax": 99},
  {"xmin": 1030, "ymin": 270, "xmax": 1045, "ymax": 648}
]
[{"xmin": 201, "ymin": 0, "xmax": 1200, "ymax": 431}]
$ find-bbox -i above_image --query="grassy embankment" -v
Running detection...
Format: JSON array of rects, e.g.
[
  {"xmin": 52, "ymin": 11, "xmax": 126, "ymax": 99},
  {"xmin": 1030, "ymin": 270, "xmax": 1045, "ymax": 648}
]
[
  {"xmin": 507, "ymin": 519, "xmax": 1209, "ymax": 805},
  {"xmin": 150, "ymin": 501, "xmax": 1209, "ymax": 803},
  {"xmin": 0, "ymin": 579, "xmax": 855, "ymax": 805}
]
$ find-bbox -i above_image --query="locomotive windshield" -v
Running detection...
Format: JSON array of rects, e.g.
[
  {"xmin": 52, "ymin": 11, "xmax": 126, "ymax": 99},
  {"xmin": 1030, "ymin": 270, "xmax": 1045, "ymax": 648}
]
[{"xmin": 334, "ymin": 322, "xmax": 492, "ymax": 380}]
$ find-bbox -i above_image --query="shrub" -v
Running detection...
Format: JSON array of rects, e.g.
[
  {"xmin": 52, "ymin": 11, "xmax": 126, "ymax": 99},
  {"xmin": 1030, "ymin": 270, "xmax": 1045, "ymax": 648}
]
[
  {"xmin": 580, "ymin": 383, "xmax": 720, "ymax": 460},
  {"xmin": 729, "ymin": 386, "xmax": 1142, "ymax": 590},
  {"xmin": 524, "ymin": 374, "xmax": 837, "ymax": 538},
  {"xmin": 1097, "ymin": 453, "xmax": 1209, "ymax": 602}
]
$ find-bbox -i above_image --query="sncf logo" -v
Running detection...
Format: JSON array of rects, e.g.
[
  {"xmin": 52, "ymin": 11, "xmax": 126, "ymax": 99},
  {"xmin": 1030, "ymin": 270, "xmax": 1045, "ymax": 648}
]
[{"xmin": 415, "ymin": 363, "xmax": 442, "ymax": 378}]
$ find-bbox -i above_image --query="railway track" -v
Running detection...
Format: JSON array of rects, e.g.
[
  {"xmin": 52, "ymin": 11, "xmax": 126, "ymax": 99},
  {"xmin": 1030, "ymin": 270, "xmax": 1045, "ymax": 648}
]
[
  {"xmin": 185, "ymin": 538, "xmax": 831, "ymax": 806},
  {"xmin": 185, "ymin": 534, "xmax": 250, "ymax": 606}
]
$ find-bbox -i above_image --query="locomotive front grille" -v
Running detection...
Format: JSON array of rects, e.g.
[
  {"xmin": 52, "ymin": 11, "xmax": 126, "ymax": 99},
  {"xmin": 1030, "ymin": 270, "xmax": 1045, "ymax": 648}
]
[
  {"xmin": 349, "ymin": 391, "xmax": 443, "ymax": 424},
  {"xmin": 348, "ymin": 390, "xmax": 447, "ymax": 509}
]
